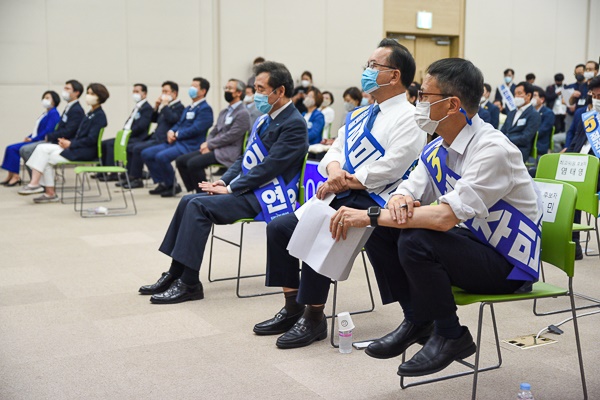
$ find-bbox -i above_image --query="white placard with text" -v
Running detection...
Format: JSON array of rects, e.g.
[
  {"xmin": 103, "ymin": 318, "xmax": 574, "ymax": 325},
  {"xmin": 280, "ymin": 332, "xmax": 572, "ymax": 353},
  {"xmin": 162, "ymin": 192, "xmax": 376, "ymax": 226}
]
[
  {"xmin": 555, "ymin": 154, "xmax": 588, "ymax": 183},
  {"xmin": 536, "ymin": 181, "xmax": 564, "ymax": 223}
]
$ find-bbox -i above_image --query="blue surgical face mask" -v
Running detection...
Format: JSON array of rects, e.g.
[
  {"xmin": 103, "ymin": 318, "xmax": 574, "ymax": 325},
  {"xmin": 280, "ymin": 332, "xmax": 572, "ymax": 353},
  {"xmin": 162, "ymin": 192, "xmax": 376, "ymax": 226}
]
[
  {"xmin": 188, "ymin": 86, "xmax": 198, "ymax": 99},
  {"xmin": 360, "ymin": 97, "xmax": 369, "ymax": 106},
  {"xmin": 504, "ymin": 76, "xmax": 512, "ymax": 84},
  {"xmin": 361, "ymin": 67, "xmax": 393, "ymax": 94},
  {"xmin": 254, "ymin": 89, "xmax": 277, "ymax": 114}
]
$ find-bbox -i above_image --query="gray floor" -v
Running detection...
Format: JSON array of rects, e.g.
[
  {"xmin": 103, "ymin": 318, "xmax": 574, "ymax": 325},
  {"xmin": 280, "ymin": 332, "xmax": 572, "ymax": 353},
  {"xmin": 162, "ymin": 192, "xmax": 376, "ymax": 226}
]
[{"xmin": 1, "ymin": 176, "xmax": 599, "ymax": 400}]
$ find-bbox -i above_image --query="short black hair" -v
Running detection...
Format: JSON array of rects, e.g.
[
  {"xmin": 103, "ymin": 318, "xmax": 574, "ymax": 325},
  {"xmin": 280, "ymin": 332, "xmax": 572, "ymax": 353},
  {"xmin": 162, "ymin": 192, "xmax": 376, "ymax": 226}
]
[
  {"xmin": 378, "ymin": 38, "xmax": 416, "ymax": 88},
  {"xmin": 253, "ymin": 56, "xmax": 265, "ymax": 64},
  {"xmin": 587, "ymin": 60, "xmax": 600, "ymax": 71},
  {"xmin": 525, "ymin": 73, "xmax": 536, "ymax": 81},
  {"xmin": 246, "ymin": 86, "xmax": 256, "ymax": 94},
  {"xmin": 504, "ymin": 68, "xmax": 515, "ymax": 75},
  {"xmin": 483, "ymin": 83, "xmax": 492, "ymax": 93},
  {"xmin": 65, "ymin": 79, "xmax": 83, "ymax": 98},
  {"xmin": 322, "ymin": 90, "xmax": 334, "ymax": 105},
  {"xmin": 589, "ymin": 76, "xmax": 600, "ymax": 91},
  {"xmin": 532, "ymin": 86, "xmax": 546, "ymax": 100},
  {"xmin": 88, "ymin": 83, "xmax": 110, "ymax": 104},
  {"xmin": 133, "ymin": 83, "xmax": 147, "ymax": 93},
  {"xmin": 193, "ymin": 77, "xmax": 210, "ymax": 95},
  {"xmin": 407, "ymin": 85, "xmax": 418, "ymax": 100},
  {"xmin": 42, "ymin": 90, "xmax": 60, "ymax": 108},
  {"xmin": 515, "ymin": 81, "xmax": 534, "ymax": 97},
  {"xmin": 301, "ymin": 71, "xmax": 313, "ymax": 81},
  {"xmin": 575, "ymin": 63, "xmax": 586, "ymax": 70},
  {"xmin": 426, "ymin": 58, "xmax": 483, "ymax": 114},
  {"xmin": 554, "ymin": 73, "xmax": 564, "ymax": 82},
  {"xmin": 343, "ymin": 86, "xmax": 362, "ymax": 104},
  {"xmin": 410, "ymin": 81, "xmax": 421, "ymax": 90},
  {"xmin": 162, "ymin": 80, "xmax": 179, "ymax": 94},
  {"xmin": 253, "ymin": 61, "xmax": 294, "ymax": 98}
]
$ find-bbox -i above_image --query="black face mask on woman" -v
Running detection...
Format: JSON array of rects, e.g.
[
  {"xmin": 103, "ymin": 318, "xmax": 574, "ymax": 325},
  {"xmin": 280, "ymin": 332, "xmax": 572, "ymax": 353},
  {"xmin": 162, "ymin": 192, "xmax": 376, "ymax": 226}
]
[{"xmin": 224, "ymin": 92, "xmax": 234, "ymax": 102}]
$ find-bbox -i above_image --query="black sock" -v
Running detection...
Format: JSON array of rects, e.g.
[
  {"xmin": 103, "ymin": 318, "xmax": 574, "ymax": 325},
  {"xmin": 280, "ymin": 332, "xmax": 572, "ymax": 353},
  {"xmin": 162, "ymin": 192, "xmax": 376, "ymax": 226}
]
[
  {"xmin": 400, "ymin": 302, "xmax": 431, "ymax": 327},
  {"xmin": 284, "ymin": 290, "xmax": 303, "ymax": 314},
  {"xmin": 168, "ymin": 260, "xmax": 185, "ymax": 278},
  {"xmin": 434, "ymin": 314, "xmax": 462, "ymax": 339},
  {"xmin": 180, "ymin": 266, "xmax": 200, "ymax": 285},
  {"xmin": 302, "ymin": 305, "xmax": 325, "ymax": 323}
]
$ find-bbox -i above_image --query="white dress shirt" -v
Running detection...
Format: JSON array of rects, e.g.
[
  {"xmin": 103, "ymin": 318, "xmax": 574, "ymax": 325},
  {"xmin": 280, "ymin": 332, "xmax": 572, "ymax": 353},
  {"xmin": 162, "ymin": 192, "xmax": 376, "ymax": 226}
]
[
  {"xmin": 395, "ymin": 114, "xmax": 541, "ymax": 224},
  {"xmin": 319, "ymin": 92, "xmax": 427, "ymax": 201},
  {"xmin": 124, "ymin": 99, "xmax": 148, "ymax": 130},
  {"xmin": 512, "ymin": 102, "xmax": 532, "ymax": 126}
]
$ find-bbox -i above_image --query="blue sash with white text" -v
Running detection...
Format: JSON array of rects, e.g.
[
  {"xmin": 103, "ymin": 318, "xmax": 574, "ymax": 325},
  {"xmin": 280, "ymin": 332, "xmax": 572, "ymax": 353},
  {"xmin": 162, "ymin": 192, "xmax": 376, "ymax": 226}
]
[
  {"xmin": 420, "ymin": 136, "xmax": 541, "ymax": 281},
  {"xmin": 242, "ymin": 115, "xmax": 300, "ymax": 222},
  {"xmin": 498, "ymin": 83, "xmax": 516, "ymax": 112},
  {"xmin": 342, "ymin": 105, "xmax": 415, "ymax": 207},
  {"xmin": 582, "ymin": 110, "xmax": 600, "ymax": 158}
]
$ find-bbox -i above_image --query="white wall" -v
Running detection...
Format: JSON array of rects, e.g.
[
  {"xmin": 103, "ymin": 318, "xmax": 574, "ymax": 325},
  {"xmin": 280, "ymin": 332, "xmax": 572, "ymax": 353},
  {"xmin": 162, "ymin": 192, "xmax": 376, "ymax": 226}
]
[
  {"xmin": 464, "ymin": 0, "xmax": 600, "ymax": 93},
  {"xmin": 0, "ymin": 0, "xmax": 383, "ymax": 153}
]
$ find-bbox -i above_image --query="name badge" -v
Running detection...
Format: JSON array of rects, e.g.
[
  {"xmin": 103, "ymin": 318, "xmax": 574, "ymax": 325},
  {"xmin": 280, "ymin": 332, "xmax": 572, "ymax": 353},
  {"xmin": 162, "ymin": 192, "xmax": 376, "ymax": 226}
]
[
  {"xmin": 307, "ymin": 122, "xmax": 313, "ymax": 129},
  {"xmin": 225, "ymin": 116, "xmax": 233, "ymax": 125},
  {"xmin": 62, "ymin": 114, "xmax": 68, "ymax": 123},
  {"xmin": 134, "ymin": 112, "xmax": 140, "ymax": 120},
  {"xmin": 186, "ymin": 111, "xmax": 195, "ymax": 120},
  {"xmin": 517, "ymin": 118, "xmax": 526, "ymax": 127},
  {"xmin": 578, "ymin": 98, "xmax": 586, "ymax": 106}
]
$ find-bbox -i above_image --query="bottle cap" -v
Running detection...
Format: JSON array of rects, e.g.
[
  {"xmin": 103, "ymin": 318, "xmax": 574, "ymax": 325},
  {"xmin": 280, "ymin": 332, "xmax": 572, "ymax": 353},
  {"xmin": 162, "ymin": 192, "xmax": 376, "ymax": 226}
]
[
  {"xmin": 337, "ymin": 312, "xmax": 355, "ymax": 331},
  {"xmin": 520, "ymin": 383, "xmax": 531, "ymax": 391}
]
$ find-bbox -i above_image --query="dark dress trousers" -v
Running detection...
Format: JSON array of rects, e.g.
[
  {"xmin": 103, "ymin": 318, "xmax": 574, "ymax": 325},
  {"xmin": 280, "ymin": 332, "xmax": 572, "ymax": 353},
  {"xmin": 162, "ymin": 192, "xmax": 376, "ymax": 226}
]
[
  {"xmin": 158, "ymin": 103, "xmax": 308, "ymax": 271},
  {"xmin": 102, "ymin": 101, "xmax": 153, "ymax": 166}
]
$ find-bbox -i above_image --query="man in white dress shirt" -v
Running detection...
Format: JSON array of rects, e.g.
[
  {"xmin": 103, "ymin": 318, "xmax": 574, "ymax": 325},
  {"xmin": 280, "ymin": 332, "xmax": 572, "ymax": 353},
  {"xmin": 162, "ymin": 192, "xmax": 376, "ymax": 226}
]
[
  {"xmin": 330, "ymin": 58, "xmax": 541, "ymax": 377},
  {"xmin": 252, "ymin": 39, "xmax": 427, "ymax": 349}
]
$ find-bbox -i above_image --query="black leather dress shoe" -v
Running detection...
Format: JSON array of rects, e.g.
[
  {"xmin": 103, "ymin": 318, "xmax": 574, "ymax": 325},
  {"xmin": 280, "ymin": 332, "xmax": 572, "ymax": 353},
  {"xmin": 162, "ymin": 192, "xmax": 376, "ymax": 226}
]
[
  {"xmin": 138, "ymin": 272, "xmax": 177, "ymax": 295},
  {"xmin": 123, "ymin": 179, "xmax": 144, "ymax": 189},
  {"xmin": 98, "ymin": 173, "xmax": 118, "ymax": 182},
  {"xmin": 150, "ymin": 279, "xmax": 204, "ymax": 304},
  {"xmin": 397, "ymin": 327, "xmax": 477, "ymax": 377},
  {"xmin": 160, "ymin": 184, "xmax": 182, "ymax": 198},
  {"xmin": 365, "ymin": 320, "xmax": 433, "ymax": 359},
  {"xmin": 253, "ymin": 307, "xmax": 306, "ymax": 335},
  {"xmin": 276, "ymin": 316, "xmax": 327, "ymax": 349},
  {"xmin": 149, "ymin": 183, "xmax": 168, "ymax": 195}
]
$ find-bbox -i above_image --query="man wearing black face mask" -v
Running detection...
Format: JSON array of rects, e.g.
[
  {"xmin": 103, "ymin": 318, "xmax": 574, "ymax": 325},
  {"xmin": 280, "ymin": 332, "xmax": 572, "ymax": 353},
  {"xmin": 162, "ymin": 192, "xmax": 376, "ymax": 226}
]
[
  {"xmin": 175, "ymin": 79, "xmax": 251, "ymax": 194},
  {"xmin": 567, "ymin": 64, "xmax": 587, "ymax": 114}
]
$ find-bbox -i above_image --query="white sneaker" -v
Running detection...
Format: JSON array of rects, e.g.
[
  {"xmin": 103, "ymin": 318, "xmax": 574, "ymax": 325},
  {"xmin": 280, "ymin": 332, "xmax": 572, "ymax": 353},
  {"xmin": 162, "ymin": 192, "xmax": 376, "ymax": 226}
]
[
  {"xmin": 18, "ymin": 185, "xmax": 44, "ymax": 195},
  {"xmin": 33, "ymin": 194, "xmax": 59, "ymax": 203}
]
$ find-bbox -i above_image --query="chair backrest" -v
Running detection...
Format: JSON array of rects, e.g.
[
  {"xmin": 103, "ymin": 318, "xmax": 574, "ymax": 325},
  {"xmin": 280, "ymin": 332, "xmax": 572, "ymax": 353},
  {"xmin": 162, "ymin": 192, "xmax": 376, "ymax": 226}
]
[
  {"xmin": 114, "ymin": 129, "xmax": 132, "ymax": 166},
  {"xmin": 534, "ymin": 178, "xmax": 578, "ymax": 277},
  {"xmin": 536, "ymin": 153, "xmax": 599, "ymax": 217},
  {"xmin": 298, "ymin": 153, "xmax": 309, "ymax": 206},
  {"xmin": 529, "ymin": 131, "xmax": 539, "ymax": 160},
  {"xmin": 322, "ymin": 123, "xmax": 332, "ymax": 140},
  {"xmin": 549, "ymin": 126, "xmax": 555, "ymax": 153},
  {"xmin": 96, "ymin": 127, "xmax": 105, "ymax": 161},
  {"xmin": 242, "ymin": 131, "xmax": 250, "ymax": 152}
]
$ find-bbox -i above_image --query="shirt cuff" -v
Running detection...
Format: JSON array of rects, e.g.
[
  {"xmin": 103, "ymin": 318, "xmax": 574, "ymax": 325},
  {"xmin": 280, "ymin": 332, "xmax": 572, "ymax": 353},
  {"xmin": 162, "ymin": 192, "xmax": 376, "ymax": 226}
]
[
  {"xmin": 438, "ymin": 190, "xmax": 476, "ymax": 222},
  {"xmin": 226, "ymin": 185, "xmax": 232, "ymax": 194},
  {"xmin": 353, "ymin": 167, "xmax": 368, "ymax": 188}
]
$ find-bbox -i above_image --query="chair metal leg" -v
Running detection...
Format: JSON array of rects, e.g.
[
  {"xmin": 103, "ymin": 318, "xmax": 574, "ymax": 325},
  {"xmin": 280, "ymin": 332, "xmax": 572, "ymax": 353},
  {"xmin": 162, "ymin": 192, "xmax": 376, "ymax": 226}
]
[{"xmin": 569, "ymin": 281, "xmax": 588, "ymax": 399}]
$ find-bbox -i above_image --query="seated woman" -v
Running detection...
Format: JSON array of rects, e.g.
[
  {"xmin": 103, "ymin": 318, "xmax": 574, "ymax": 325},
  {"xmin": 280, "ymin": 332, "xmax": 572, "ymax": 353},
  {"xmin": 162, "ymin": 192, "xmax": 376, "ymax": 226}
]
[
  {"xmin": 302, "ymin": 87, "xmax": 325, "ymax": 145},
  {"xmin": 319, "ymin": 91, "xmax": 336, "ymax": 142},
  {"xmin": 1, "ymin": 91, "xmax": 61, "ymax": 186},
  {"xmin": 342, "ymin": 86, "xmax": 362, "ymax": 114},
  {"xmin": 18, "ymin": 83, "xmax": 109, "ymax": 203}
]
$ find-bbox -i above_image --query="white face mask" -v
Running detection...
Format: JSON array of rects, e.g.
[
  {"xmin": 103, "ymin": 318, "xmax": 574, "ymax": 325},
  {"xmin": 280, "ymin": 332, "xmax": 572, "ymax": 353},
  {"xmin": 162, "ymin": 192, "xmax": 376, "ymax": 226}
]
[
  {"xmin": 414, "ymin": 97, "xmax": 450, "ymax": 134},
  {"xmin": 86, "ymin": 94, "xmax": 98, "ymax": 106},
  {"xmin": 584, "ymin": 71, "xmax": 595, "ymax": 80},
  {"xmin": 480, "ymin": 96, "xmax": 486, "ymax": 105},
  {"xmin": 514, "ymin": 97, "xmax": 525, "ymax": 108},
  {"xmin": 303, "ymin": 97, "xmax": 315, "ymax": 108},
  {"xmin": 161, "ymin": 94, "xmax": 173, "ymax": 103},
  {"xmin": 301, "ymin": 79, "xmax": 310, "ymax": 88},
  {"xmin": 61, "ymin": 90, "xmax": 71, "ymax": 101},
  {"xmin": 344, "ymin": 101, "xmax": 355, "ymax": 112},
  {"xmin": 41, "ymin": 99, "xmax": 53, "ymax": 109},
  {"xmin": 321, "ymin": 99, "xmax": 331, "ymax": 108},
  {"xmin": 593, "ymin": 98, "xmax": 600, "ymax": 113},
  {"xmin": 243, "ymin": 95, "xmax": 253, "ymax": 104},
  {"xmin": 132, "ymin": 93, "xmax": 142, "ymax": 103},
  {"xmin": 530, "ymin": 98, "xmax": 538, "ymax": 107}
]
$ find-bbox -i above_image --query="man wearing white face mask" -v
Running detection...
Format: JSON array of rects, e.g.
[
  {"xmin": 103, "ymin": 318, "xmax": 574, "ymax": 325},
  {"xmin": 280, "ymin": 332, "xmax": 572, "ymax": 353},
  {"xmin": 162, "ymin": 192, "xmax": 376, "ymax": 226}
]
[
  {"xmin": 331, "ymin": 58, "xmax": 541, "ymax": 378},
  {"xmin": 500, "ymin": 81, "xmax": 541, "ymax": 162},
  {"xmin": 99, "ymin": 83, "xmax": 153, "ymax": 181},
  {"xmin": 243, "ymin": 86, "xmax": 263, "ymax": 125}
]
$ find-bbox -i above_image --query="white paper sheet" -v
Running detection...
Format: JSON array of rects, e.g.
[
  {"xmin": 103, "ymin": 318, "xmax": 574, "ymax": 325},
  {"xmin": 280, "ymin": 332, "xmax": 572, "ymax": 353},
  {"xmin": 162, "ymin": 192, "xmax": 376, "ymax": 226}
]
[
  {"xmin": 561, "ymin": 88, "xmax": 574, "ymax": 107},
  {"xmin": 287, "ymin": 200, "xmax": 373, "ymax": 281},
  {"xmin": 294, "ymin": 192, "xmax": 335, "ymax": 220}
]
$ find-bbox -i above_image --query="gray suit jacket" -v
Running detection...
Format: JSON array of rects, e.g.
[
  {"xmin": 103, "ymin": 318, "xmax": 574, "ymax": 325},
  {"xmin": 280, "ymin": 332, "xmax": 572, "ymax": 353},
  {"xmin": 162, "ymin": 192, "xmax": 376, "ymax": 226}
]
[{"xmin": 207, "ymin": 102, "xmax": 251, "ymax": 166}]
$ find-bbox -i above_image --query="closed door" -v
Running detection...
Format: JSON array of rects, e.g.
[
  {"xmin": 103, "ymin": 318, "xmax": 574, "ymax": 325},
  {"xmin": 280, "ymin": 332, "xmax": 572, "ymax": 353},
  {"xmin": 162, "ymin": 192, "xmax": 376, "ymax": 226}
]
[{"xmin": 389, "ymin": 35, "xmax": 453, "ymax": 84}]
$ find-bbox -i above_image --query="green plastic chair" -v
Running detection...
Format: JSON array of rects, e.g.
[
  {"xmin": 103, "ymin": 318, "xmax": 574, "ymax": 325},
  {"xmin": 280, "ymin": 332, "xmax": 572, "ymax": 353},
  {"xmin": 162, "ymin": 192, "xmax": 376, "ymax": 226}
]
[
  {"xmin": 400, "ymin": 179, "xmax": 587, "ymax": 400},
  {"xmin": 536, "ymin": 153, "xmax": 600, "ymax": 258},
  {"xmin": 73, "ymin": 129, "xmax": 137, "ymax": 217},
  {"xmin": 207, "ymin": 154, "xmax": 308, "ymax": 298},
  {"xmin": 207, "ymin": 130, "xmax": 250, "ymax": 182},
  {"xmin": 525, "ymin": 132, "xmax": 539, "ymax": 167},
  {"xmin": 549, "ymin": 126, "xmax": 556, "ymax": 153}
]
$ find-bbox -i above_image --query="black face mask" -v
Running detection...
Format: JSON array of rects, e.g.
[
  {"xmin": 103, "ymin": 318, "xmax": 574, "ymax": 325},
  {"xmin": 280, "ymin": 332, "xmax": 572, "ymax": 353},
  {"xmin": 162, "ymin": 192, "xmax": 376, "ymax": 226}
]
[
  {"xmin": 224, "ymin": 92, "xmax": 234, "ymax": 102},
  {"xmin": 576, "ymin": 74, "xmax": 585, "ymax": 82}
]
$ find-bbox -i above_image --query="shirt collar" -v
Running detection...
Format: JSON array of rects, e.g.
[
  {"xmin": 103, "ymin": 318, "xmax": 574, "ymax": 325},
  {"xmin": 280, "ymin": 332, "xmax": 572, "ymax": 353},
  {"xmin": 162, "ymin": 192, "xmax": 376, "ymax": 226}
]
[
  {"xmin": 190, "ymin": 98, "xmax": 206, "ymax": 108},
  {"xmin": 444, "ymin": 114, "xmax": 483, "ymax": 156},
  {"xmin": 135, "ymin": 99, "xmax": 147, "ymax": 108},
  {"xmin": 270, "ymin": 100, "xmax": 292, "ymax": 120},
  {"xmin": 169, "ymin": 99, "xmax": 181, "ymax": 106},
  {"xmin": 229, "ymin": 100, "xmax": 242, "ymax": 110},
  {"xmin": 377, "ymin": 92, "xmax": 407, "ymax": 115},
  {"xmin": 518, "ymin": 102, "xmax": 533, "ymax": 112}
]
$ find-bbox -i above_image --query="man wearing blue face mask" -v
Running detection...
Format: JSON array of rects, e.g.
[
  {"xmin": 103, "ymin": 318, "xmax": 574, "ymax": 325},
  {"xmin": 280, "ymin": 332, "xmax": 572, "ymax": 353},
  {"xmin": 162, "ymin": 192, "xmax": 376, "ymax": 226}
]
[
  {"xmin": 253, "ymin": 39, "xmax": 426, "ymax": 349},
  {"xmin": 142, "ymin": 77, "xmax": 214, "ymax": 196},
  {"xmin": 494, "ymin": 68, "xmax": 517, "ymax": 115},
  {"xmin": 138, "ymin": 61, "xmax": 308, "ymax": 304},
  {"xmin": 331, "ymin": 58, "xmax": 541, "ymax": 378}
]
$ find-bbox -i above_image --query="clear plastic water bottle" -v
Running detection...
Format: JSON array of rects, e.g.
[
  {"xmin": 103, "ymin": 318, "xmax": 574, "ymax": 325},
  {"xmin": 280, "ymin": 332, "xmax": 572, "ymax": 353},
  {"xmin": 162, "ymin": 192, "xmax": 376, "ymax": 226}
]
[
  {"xmin": 517, "ymin": 382, "xmax": 534, "ymax": 399},
  {"xmin": 337, "ymin": 312, "xmax": 355, "ymax": 354}
]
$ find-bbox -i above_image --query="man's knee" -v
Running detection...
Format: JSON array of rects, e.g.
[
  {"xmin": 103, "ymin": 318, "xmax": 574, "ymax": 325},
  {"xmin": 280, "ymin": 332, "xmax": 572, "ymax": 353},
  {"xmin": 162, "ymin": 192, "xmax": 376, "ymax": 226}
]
[
  {"xmin": 267, "ymin": 213, "xmax": 298, "ymax": 242},
  {"xmin": 397, "ymin": 229, "xmax": 440, "ymax": 260},
  {"xmin": 156, "ymin": 151, "xmax": 176, "ymax": 165},
  {"xmin": 175, "ymin": 155, "xmax": 186, "ymax": 169}
]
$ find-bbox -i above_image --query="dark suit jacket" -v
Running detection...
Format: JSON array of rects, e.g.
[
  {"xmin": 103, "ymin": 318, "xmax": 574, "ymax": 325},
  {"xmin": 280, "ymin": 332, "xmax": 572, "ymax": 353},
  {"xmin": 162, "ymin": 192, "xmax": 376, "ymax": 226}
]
[
  {"xmin": 501, "ymin": 105, "xmax": 541, "ymax": 162},
  {"xmin": 481, "ymin": 100, "xmax": 500, "ymax": 129},
  {"xmin": 545, "ymin": 84, "xmax": 566, "ymax": 110},
  {"xmin": 494, "ymin": 83, "xmax": 516, "ymax": 102},
  {"xmin": 222, "ymin": 103, "xmax": 308, "ymax": 196},
  {"xmin": 150, "ymin": 100, "xmax": 185, "ymax": 144},
  {"xmin": 566, "ymin": 106, "xmax": 588, "ymax": 148},
  {"xmin": 478, "ymin": 107, "xmax": 491, "ymax": 125},
  {"xmin": 170, "ymin": 100, "xmax": 214, "ymax": 153},
  {"xmin": 46, "ymin": 102, "xmax": 85, "ymax": 143},
  {"xmin": 536, "ymin": 105, "xmax": 555, "ymax": 154},
  {"xmin": 128, "ymin": 101, "xmax": 154, "ymax": 143},
  {"xmin": 61, "ymin": 107, "xmax": 107, "ymax": 161},
  {"xmin": 207, "ymin": 102, "xmax": 251, "ymax": 167}
]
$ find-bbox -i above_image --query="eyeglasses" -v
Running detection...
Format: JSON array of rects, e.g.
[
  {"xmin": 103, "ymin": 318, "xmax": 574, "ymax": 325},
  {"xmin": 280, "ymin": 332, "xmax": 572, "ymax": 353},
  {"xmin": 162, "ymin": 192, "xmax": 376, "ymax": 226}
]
[
  {"xmin": 363, "ymin": 61, "xmax": 396, "ymax": 70},
  {"xmin": 417, "ymin": 90, "xmax": 453, "ymax": 102}
]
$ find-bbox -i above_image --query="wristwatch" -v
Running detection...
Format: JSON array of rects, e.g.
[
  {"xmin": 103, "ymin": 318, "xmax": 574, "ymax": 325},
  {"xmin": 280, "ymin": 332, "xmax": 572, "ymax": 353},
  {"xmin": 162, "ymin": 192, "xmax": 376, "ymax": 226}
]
[{"xmin": 367, "ymin": 206, "xmax": 381, "ymax": 227}]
